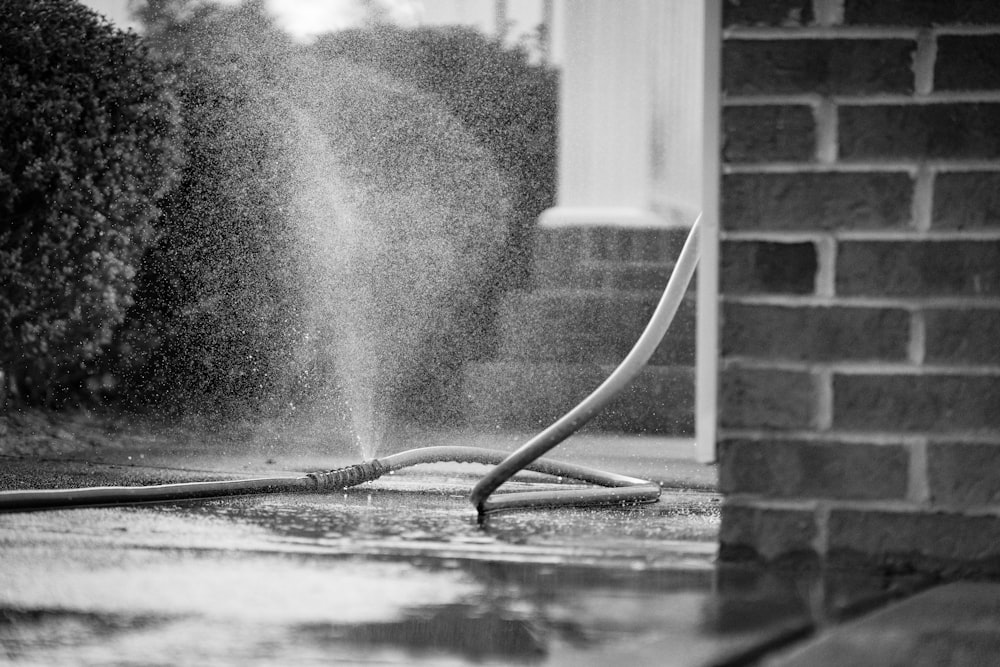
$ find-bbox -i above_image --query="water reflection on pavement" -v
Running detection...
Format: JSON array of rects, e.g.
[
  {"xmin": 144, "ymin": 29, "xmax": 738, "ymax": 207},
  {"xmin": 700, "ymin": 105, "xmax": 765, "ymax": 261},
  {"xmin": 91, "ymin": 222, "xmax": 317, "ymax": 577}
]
[{"xmin": 0, "ymin": 470, "xmax": 816, "ymax": 666}]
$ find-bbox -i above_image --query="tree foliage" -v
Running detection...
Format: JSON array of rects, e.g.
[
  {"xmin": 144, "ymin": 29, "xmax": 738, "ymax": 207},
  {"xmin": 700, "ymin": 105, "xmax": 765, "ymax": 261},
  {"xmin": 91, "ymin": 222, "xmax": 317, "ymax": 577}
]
[
  {"xmin": 0, "ymin": 0, "xmax": 182, "ymax": 405},
  {"xmin": 113, "ymin": 0, "xmax": 301, "ymax": 414}
]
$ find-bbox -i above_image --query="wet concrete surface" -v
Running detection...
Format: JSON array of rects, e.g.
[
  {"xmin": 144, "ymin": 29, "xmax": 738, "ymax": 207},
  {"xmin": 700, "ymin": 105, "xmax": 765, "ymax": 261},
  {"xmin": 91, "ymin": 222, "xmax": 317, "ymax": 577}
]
[
  {"xmin": 0, "ymin": 483, "xmax": 817, "ymax": 666},
  {"xmin": 763, "ymin": 582, "xmax": 1000, "ymax": 667},
  {"xmin": 0, "ymin": 416, "xmax": 817, "ymax": 665}
]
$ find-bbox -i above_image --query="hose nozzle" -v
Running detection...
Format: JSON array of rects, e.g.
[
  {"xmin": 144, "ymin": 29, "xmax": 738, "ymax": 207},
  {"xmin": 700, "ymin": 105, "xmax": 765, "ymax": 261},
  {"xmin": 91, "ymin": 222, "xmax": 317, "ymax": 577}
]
[{"xmin": 305, "ymin": 459, "xmax": 387, "ymax": 490}]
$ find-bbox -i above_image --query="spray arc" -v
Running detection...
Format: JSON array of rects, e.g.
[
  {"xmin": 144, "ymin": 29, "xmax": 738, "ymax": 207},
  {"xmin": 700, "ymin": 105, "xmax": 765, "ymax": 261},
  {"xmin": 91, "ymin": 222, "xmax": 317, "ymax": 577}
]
[{"xmin": 0, "ymin": 217, "xmax": 700, "ymax": 516}]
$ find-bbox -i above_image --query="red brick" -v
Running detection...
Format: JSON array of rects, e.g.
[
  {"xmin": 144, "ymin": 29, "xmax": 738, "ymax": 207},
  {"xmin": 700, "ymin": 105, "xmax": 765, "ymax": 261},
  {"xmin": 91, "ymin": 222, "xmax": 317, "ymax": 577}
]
[
  {"xmin": 928, "ymin": 441, "xmax": 1000, "ymax": 506},
  {"xmin": 836, "ymin": 241, "xmax": 1000, "ymax": 297},
  {"xmin": 839, "ymin": 104, "xmax": 1000, "ymax": 160},
  {"xmin": 719, "ymin": 503, "xmax": 819, "ymax": 567},
  {"xmin": 720, "ymin": 367, "xmax": 818, "ymax": 430},
  {"xmin": 925, "ymin": 308, "xmax": 1000, "ymax": 365},
  {"xmin": 933, "ymin": 172, "xmax": 1000, "ymax": 229},
  {"xmin": 722, "ymin": 304, "xmax": 909, "ymax": 362},
  {"xmin": 723, "ymin": 172, "xmax": 912, "ymax": 231},
  {"xmin": 935, "ymin": 35, "xmax": 1000, "ymax": 91},
  {"xmin": 833, "ymin": 373, "xmax": 1000, "ymax": 432},
  {"xmin": 721, "ymin": 241, "xmax": 817, "ymax": 295},
  {"xmin": 719, "ymin": 439, "xmax": 909, "ymax": 500},
  {"xmin": 724, "ymin": 39, "xmax": 915, "ymax": 95},
  {"xmin": 723, "ymin": 105, "xmax": 816, "ymax": 163},
  {"xmin": 722, "ymin": 0, "xmax": 814, "ymax": 27},
  {"xmin": 844, "ymin": 0, "xmax": 1000, "ymax": 26},
  {"xmin": 827, "ymin": 509, "xmax": 1000, "ymax": 578}
]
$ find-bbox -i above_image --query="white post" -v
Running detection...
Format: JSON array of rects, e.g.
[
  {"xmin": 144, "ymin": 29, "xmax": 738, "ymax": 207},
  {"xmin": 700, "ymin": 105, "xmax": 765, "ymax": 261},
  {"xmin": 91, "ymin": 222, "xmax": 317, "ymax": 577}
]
[
  {"xmin": 540, "ymin": 0, "xmax": 720, "ymax": 463},
  {"xmin": 695, "ymin": 0, "xmax": 721, "ymax": 463},
  {"xmin": 541, "ymin": 0, "xmax": 697, "ymax": 228}
]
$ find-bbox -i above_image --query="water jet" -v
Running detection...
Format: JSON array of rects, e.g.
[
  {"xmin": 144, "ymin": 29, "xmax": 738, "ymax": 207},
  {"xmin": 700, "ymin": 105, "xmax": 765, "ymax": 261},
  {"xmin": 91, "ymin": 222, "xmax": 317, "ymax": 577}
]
[{"xmin": 0, "ymin": 218, "xmax": 700, "ymax": 516}]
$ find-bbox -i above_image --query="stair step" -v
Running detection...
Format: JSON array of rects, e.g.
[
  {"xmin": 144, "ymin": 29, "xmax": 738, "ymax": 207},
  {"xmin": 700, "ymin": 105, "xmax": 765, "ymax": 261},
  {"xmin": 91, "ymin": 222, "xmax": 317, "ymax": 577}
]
[
  {"xmin": 455, "ymin": 361, "xmax": 694, "ymax": 435},
  {"xmin": 530, "ymin": 226, "xmax": 691, "ymax": 289},
  {"xmin": 533, "ymin": 226, "xmax": 692, "ymax": 263},
  {"xmin": 532, "ymin": 260, "xmax": 678, "ymax": 290},
  {"xmin": 496, "ymin": 290, "xmax": 696, "ymax": 366}
]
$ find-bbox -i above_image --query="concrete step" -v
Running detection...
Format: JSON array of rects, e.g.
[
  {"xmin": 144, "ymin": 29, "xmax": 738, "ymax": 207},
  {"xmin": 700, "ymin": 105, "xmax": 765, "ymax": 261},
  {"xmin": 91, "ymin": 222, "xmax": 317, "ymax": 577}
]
[
  {"xmin": 455, "ymin": 361, "xmax": 694, "ymax": 435},
  {"xmin": 531, "ymin": 226, "xmax": 691, "ymax": 291},
  {"xmin": 495, "ymin": 290, "xmax": 696, "ymax": 366},
  {"xmin": 533, "ymin": 225, "xmax": 692, "ymax": 263},
  {"xmin": 532, "ymin": 260, "xmax": 678, "ymax": 291}
]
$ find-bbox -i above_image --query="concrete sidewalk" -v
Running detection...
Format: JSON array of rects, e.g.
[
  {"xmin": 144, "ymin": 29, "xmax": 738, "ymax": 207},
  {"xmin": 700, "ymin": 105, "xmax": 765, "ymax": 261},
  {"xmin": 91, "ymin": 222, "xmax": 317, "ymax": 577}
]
[
  {"xmin": 0, "ymin": 449, "xmax": 768, "ymax": 666},
  {"xmin": 2, "ymin": 411, "xmax": 997, "ymax": 665},
  {"xmin": 765, "ymin": 581, "xmax": 1000, "ymax": 667}
]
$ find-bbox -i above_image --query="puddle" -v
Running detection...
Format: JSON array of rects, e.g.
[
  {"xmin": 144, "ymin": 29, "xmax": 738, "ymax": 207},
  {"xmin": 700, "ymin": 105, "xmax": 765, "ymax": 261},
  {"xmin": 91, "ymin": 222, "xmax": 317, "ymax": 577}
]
[
  {"xmin": 0, "ymin": 476, "xmax": 816, "ymax": 665},
  {"xmin": 0, "ymin": 548, "xmax": 749, "ymax": 666},
  {"xmin": 0, "ymin": 549, "xmax": 811, "ymax": 666}
]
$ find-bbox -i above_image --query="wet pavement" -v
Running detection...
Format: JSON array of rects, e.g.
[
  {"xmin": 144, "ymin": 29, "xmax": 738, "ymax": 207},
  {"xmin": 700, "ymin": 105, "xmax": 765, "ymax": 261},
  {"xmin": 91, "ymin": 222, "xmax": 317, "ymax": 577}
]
[
  {"xmin": 0, "ymin": 485, "xmax": 744, "ymax": 666},
  {"xmin": 763, "ymin": 581, "xmax": 1000, "ymax": 667},
  {"xmin": 0, "ymin": 415, "xmax": 971, "ymax": 665},
  {"xmin": 0, "ymin": 457, "xmax": 762, "ymax": 666}
]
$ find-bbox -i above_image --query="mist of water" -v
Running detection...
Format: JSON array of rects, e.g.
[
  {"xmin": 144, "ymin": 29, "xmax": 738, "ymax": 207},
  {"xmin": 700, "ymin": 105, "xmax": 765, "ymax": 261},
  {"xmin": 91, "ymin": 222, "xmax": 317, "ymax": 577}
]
[
  {"xmin": 277, "ymin": 57, "xmax": 511, "ymax": 458},
  {"xmin": 134, "ymin": 4, "xmax": 515, "ymax": 460}
]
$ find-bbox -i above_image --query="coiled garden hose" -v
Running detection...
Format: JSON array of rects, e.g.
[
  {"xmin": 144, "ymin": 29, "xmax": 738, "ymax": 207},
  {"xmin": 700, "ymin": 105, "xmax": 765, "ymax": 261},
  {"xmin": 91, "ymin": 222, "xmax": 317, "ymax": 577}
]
[
  {"xmin": 472, "ymin": 214, "xmax": 701, "ymax": 513},
  {"xmin": 0, "ymin": 217, "xmax": 700, "ymax": 516}
]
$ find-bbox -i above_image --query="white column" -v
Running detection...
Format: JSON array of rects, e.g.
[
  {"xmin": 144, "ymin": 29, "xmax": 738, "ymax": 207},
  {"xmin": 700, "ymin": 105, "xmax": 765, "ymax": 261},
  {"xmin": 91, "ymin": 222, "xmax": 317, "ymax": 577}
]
[
  {"xmin": 541, "ymin": 0, "xmax": 705, "ymax": 229},
  {"xmin": 695, "ymin": 1, "xmax": 721, "ymax": 463}
]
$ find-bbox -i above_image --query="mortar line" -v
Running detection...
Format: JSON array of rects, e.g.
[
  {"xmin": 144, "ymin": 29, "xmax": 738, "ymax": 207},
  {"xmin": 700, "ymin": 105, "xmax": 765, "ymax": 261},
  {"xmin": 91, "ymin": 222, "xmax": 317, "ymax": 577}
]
[
  {"xmin": 909, "ymin": 309, "xmax": 927, "ymax": 366},
  {"xmin": 815, "ymin": 98, "xmax": 838, "ymax": 164},
  {"xmin": 911, "ymin": 164, "xmax": 934, "ymax": 231},
  {"xmin": 719, "ymin": 428, "xmax": 1000, "ymax": 445},
  {"xmin": 814, "ymin": 0, "xmax": 844, "ymax": 27},
  {"xmin": 724, "ymin": 92, "xmax": 1000, "ymax": 105},
  {"xmin": 814, "ymin": 235, "xmax": 837, "ymax": 299},
  {"xmin": 723, "ymin": 25, "xmax": 1000, "ymax": 39},
  {"xmin": 723, "ymin": 94, "xmax": 821, "ymax": 106},
  {"xmin": 837, "ymin": 91, "xmax": 1000, "ymax": 104},
  {"xmin": 723, "ymin": 294, "xmax": 1000, "ymax": 308},
  {"xmin": 723, "ymin": 27, "xmax": 919, "ymax": 40},
  {"xmin": 724, "ymin": 160, "xmax": 1000, "ymax": 173},
  {"xmin": 815, "ymin": 369, "xmax": 834, "ymax": 431},
  {"xmin": 722, "ymin": 357, "xmax": 1000, "ymax": 375},
  {"xmin": 908, "ymin": 437, "xmax": 931, "ymax": 505},
  {"xmin": 934, "ymin": 25, "xmax": 1000, "ymax": 36},
  {"xmin": 913, "ymin": 29, "xmax": 937, "ymax": 96},
  {"xmin": 722, "ymin": 229, "xmax": 1000, "ymax": 241},
  {"xmin": 723, "ymin": 496, "xmax": 821, "ymax": 511}
]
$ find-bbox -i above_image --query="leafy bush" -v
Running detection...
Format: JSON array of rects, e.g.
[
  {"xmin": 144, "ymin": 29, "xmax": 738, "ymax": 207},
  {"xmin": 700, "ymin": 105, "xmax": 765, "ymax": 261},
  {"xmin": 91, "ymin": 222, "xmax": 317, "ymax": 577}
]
[
  {"xmin": 310, "ymin": 25, "xmax": 558, "ymax": 289},
  {"xmin": 0, "ymin": 0, "xmax": 182, "ymax": 406}
]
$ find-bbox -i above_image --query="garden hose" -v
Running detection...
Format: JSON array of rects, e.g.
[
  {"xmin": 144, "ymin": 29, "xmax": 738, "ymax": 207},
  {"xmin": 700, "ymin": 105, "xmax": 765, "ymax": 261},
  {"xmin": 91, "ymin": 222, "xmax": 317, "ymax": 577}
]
[
  {"xmin": 472, "ymin": 214, "xmax": 700, "ymax": 513},
  {"xmin": 0, "ymin": 217, "xmax": 700, "ymax": 516},
  {"xmin": 0, "ymin": 449, "xmax": 643, "ymax": 512}
]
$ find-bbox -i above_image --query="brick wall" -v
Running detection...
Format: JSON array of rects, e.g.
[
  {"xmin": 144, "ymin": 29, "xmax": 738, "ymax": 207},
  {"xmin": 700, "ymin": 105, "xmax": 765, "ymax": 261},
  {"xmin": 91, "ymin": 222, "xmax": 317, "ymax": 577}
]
[{"xmin": 717, "ymin": 0, "xmax": 1000, "ymax": 579}]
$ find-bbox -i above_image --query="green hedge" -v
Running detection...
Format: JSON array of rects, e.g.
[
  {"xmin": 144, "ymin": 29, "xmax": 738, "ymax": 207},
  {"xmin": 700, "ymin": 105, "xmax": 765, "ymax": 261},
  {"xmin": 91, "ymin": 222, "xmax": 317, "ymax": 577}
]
[
  {"xmin": 113, "ymin": 0, "xmax": 301, "ymax": 414},
  {"xmin": 0, "ymin": 0, "xmax": 182, "ymax": 406}
]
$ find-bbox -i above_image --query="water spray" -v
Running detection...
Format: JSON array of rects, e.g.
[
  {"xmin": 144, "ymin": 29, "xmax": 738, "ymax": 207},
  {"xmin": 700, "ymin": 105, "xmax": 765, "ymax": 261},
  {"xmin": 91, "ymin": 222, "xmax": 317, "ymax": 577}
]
[{"xmin": 0, "ymin": 217, "xmax": 700, "ymax": 516}]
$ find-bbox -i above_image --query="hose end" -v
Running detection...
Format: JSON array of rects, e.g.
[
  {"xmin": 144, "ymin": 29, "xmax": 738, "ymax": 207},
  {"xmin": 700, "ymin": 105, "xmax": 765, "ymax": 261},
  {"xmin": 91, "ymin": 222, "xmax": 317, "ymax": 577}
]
[{"xmin": 306, "ymin": 459, "xmax": 387, "ymax": 490}]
